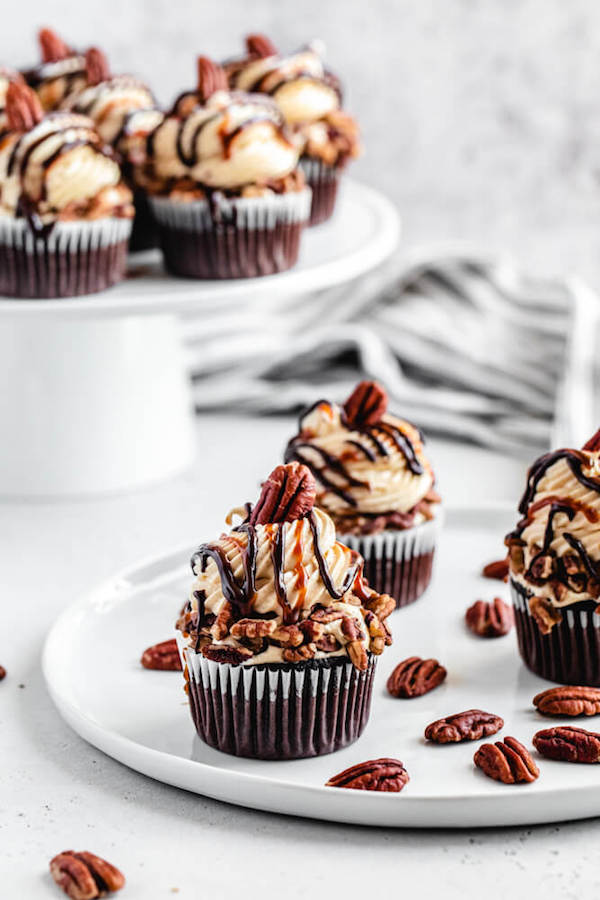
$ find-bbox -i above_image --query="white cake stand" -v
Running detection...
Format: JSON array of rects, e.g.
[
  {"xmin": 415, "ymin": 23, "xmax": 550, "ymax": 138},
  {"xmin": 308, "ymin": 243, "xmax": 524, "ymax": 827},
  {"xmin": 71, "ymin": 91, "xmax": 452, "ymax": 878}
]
[{"xmin": 0, "ymin": 180, "xmax": 400, "ymax": 497}]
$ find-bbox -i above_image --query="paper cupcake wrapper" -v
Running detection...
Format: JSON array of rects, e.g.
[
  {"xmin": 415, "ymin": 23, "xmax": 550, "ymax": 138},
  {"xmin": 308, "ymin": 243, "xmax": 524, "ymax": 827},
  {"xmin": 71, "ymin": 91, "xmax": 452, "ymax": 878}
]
[
  {"xmin": 129, "ymin": 190, "xmax": 159, "ymax": 252},
  {"xmin": 149, "ymin": 188, "xmax": 311, "ymax": 279},
  {"xmin": 339, "ymin": 515, "xmax": 441, "ymax": 609},
  {"xmin": 299, "ymin": 156, "xmax": 340, "ymax": 226},
  {"xmin": 0, "ymin": 217, "xmax": 131, "ymax": 299},
  {"xmin": 511, "ymin": 579, "xmax": 600, "ymax": 686},
  {"xmin": 180, "ymin": 643, "xmax": 376, "ymax": 760}
]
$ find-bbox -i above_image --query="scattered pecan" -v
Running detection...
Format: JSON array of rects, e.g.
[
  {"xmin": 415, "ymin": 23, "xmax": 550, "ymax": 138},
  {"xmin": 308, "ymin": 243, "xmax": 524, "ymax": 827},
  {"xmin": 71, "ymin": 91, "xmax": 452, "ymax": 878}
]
[
  {"xmin": 200, "ymin": 644, "xmax": 252, "ymax": 665},
  {"xmin": 465, "ymin": 597, "xmax": 513, "ymax": 637},
  {"xmin": 246, "ymin": 33, "xmax": 278, "ymax": 58},
  {"xmin": 49, "ymin": 850, "xmax": 125, "ymax": 899},
  {"xmin": 0, "ymin": 666, "xmax": 5, "ymax": 681},
  {"xmin": 474, "ymin": 736, "xmax": 539, "ymax": 784},
  {"xmin": 583, "ymin": 428, "xmax": 600, "ymax": 451},
  {"xmin": 39, "ymin": 27, "xmax": 71, "ymax": 63},
  {"xmin": 85, "ymin": 47, "xmax": 110, "ymax": 86},
  {"xmin": 425, "ymin": 709, "xmax": 504, "ymax": 744},
  {"xmin": 6, "ymin": 83, "xmax": 43, "ymax": 132},
  {"xmin": 326, "ymin": 758, "xmax": 409, "ymax": 792},
  {"xmin": 249, "ymin": 462, "xmax": 316, "ymax": 526},
  {"xmin": 140, "ymin": 638, "xmax": 182, "ymax": 671},
  {"xmin": 387, "ymin": 656, "xmax": 447, "ymax": 698},
  {"xmin": 482, "ymin": 558, "xmax": 509, "ymax": 581},
  {"xmin": 343, "ymin": 380, "xmax": 388, "ymax": 427},
  {"xmin": 534, "ymin": 686, "xmax": 600, "ymax": 718},
  {"xmin": 210, "ymin": 603, "xmax": 234, "ymax": 641},
  {"xmin": 533, "ymin": 726, "xmax": 600, "ymax": 763},
  {"xmin": 529, "ymin": 596, "xmax": 562, "ymax": 634},
  {"xmin": 197, "ymin": 56, "xmax": 228, "ymax": 102},
  {"xmin": 230, "ymin": 618, "xmax": 277, "ymax": 640},
  {"xmin": 283, "ymin": 643, "xmax": 316, "ymax": 663}
]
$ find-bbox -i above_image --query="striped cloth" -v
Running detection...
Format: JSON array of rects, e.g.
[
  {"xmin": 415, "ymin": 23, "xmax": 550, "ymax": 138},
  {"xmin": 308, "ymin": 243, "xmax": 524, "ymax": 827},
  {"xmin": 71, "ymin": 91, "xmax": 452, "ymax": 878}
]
[{"xmin": 181, "ymin": 249, "xmax": 592, "ymax": 456}]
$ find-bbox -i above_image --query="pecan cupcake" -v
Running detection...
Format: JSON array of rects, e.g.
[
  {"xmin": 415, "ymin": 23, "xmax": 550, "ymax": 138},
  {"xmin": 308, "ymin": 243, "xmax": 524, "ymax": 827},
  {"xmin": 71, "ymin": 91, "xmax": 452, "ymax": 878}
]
[
  {"xmin": 226, "ymin": 35, "xmax": 360, "ymax": 225},
  {"xmin": 285, "ymin": 381, "xmax": 441, "ymax": 609},
  {"xmin": 145, "ymin": 56, "xmax": 310, "ymax": 279},
  {"xmin": 22, "ymin": 28, "xmax": 87, "ymax": 111},
  {"xmin": 0, "ymin": 83, "xmax": 133, "ymax": 298},
  {"xmin": 506, "ymin": 430, "xmax": 600, "ymax": 685},
  {"xmin": 176, "ymin": 462, "xmax": 393, "ymax": 759}
]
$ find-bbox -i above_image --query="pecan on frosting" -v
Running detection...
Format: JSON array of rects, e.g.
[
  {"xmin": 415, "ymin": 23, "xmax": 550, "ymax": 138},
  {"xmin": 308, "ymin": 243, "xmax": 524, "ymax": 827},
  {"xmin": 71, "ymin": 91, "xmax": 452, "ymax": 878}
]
[
  {"xmin": 6, "ymin": 83, "xmax": 43, "ymax": 132},
  {"xmin": 84, "ymin": 47, "xmax": 111, "ymax": 87},
  {"xmin": 39, "ymin": 28, "xmax": 72, "ymax": 63}
]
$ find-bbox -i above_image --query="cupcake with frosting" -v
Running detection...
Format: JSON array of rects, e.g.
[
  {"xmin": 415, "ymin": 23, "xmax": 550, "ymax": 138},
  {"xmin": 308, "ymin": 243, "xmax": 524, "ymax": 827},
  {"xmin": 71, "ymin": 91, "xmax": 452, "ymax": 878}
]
[
  {"xmin": 0, "ymin": 83, "xmax": 133, "ymax": 298},
  {"xmin": 176, "ymin": 462, "xmax": 393, "ymax": 759},
  {"xmin": 226, "ymin": 35, "xmax": 360, "ymax": 225},
  {"xmin": 145, "ymin": 56, "xmax": 310, "ymax": 279},
  {"xmin": 506, "ymin": 430, "xmax": 600, "ymax": 685},
  {"xmin": 285, "ymin": 381, "xmax": 441, "ymax": 609},
  {"xmin": 22, "ymin": 28, "xmax": 87, "ymax": 111}
]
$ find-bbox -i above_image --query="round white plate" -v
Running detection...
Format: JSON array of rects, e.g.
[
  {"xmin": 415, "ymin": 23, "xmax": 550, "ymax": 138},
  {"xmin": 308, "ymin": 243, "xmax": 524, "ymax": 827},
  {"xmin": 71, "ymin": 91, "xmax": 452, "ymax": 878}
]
[
  {"xmin": 0, "ymin": 180, "xmax": 399, "ymax": 318},
  {"xmin": 43, "ymin": 508, "xmax": 600, "ymax": 828}
]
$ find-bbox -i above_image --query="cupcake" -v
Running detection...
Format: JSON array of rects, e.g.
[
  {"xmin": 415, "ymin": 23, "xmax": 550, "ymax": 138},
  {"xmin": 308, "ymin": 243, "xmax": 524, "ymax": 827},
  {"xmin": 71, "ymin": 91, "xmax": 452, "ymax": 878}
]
[
  {"xmin": 64, "ymin": 48, "xmax": 164, "ymax": 251},
  {"xmin": 145, "ymin": 56, "xmax": 310, "ymax": 279},
  {"xmin": 176, "ymin": 462, "xmax": 393, "ymax": 759},
  {"xmin": 284, "ymin": 381, "xmax": 441, "ymax": 609},
  {"xmin": 225, "ymin": 35, "xmax": 360, "ymax": 225},
  {"xmin": 506, "ymin": 430, "xmax": 600, "ymax": 685},
  {"xmin": 22, "ymin": 28, "xmax": 87, "ymax": 111},
  {"xmin": 0, "ymin": 83, "xmax": 133, "ymax": 298}
]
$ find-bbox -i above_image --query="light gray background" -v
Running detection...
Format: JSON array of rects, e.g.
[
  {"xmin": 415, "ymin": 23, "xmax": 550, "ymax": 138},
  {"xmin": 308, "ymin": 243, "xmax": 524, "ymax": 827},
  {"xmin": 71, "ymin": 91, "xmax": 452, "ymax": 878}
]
[{"xmin": 5, "ymin": 0, "xmax": 600, "ymax": 281}]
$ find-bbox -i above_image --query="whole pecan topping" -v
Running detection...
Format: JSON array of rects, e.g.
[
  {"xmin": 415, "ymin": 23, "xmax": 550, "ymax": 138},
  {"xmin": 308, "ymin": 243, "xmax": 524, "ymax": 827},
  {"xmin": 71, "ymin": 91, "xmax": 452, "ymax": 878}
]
[
  {"xmin": 49, "ymin": 850, "xmax": 125, "ymax": 899},
  {"xmin": 425, "ymin": 709, "xmax": 504, "ymax": 744},
  {"xmin": 85, "ymin": 47, "xmax": 110, "ymax": 86},
  {"xmin": 534, "ymin": 686, "xmax": 600, "ymax": 718},
  {"xmin": 465, "ymin": 597, "xmax": 513, "ymax": 637},
  {"xmin": 246, "ymin": 34, "xmax": 278, "ymax": 58},
  {"xmin": 343, "ymin": 380, "xmax": 388, "ymax": 427},
  {"xmin": 39, "ymin": 27, "xmax": 71, "ymax": 63},
  {"xmin": 6, "ymin": 83, "xmax": 43, "ymax": 133},
  {"xmin": 197, "ymin": 56, "xmax": 228, "ymax": 102},
  {"xmin": 200, "ymin": 643, "xmax": 252, "ymax": 665},
  {"xmin": 387, "ymin": 656, "xmax": 447, "ymax": 698},
  {"xmin": 533, "ymin": 726, "xmax": 600, "ymax": 763},
  {"xmin": 0, "ymin": 665, "xmax": 5, "ymax": 681},
  {"xmin": 140, "ymin": 638, "xmax": 182, "ymax": 671},
  {"xmin": 326, "ymin": 758, "xmax": 409, "ymax": 792},
  {"xmin": 583, "ymin": 428, "xmax": 600, "ymax": 451},
  {"xmin": 482, "ymin": 558, "xmax": 509, "ymax": 581},
  {"xmin": 249, "ymin": 462, "xmax": 316, "ymax": 525},
  {"xmin": 474, "ymin": 736, "xmax": 539, "ymax": 784}
]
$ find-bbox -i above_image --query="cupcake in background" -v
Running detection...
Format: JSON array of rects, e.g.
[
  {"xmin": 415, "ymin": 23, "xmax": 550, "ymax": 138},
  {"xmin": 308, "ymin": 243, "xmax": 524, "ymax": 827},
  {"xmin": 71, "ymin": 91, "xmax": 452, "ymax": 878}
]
[
  {"xmin": 22, "ymin": 27, "xmax": 87, "ymax": 111},
  {"xmin": 176, "ymin": 462, "xmax": 393, "ymax": 759},
  {"xmin": 285, "ymin": 381, "xmax": 441, "ymax": 609},
  {"xmin": 506, "ymin": 430, "xmax": 600, "ymax": 685},
  {"xmin": 0, "ymin": 83, "xmax": 133, "ymax": 298},
  {"xmin": 226, "ymin": 34, "xmax": 360, "ymax": 225},
  {"xmin": 64, "ymin": 47, "xmax": 164, "ymax": 251}
]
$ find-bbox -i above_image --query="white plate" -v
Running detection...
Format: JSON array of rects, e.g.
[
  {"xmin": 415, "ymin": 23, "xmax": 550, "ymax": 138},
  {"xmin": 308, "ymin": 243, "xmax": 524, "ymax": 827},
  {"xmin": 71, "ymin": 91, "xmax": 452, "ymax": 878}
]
[
  {"xmin": 43, "ymin": 507, "xmax": 600, "ymax": 828},
  {"xmin": 0, "ymin": 180, "xmax": 399, "ymax": 318}
]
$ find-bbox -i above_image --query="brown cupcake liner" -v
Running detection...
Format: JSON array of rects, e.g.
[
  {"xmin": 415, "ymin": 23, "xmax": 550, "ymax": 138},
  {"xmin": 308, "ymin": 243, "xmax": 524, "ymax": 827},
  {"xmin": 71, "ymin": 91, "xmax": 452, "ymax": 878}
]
[
  {"xmin": 299, "ymin": 156, "xmax": 340, "ymax": 226},
  {"xmin": 511, "ymin": 579, "xmax": 600, "ymax": 686},
  {"xmin": 129, "ymin": 190, "xmax": 159, "ymax": 253},
  {"xmin": 0, "ymin": 217, "xmax": 131, "ymax": 299},
  {"xmin": 181, "ymin": 646, "xmax": 376, "ymax": 760}
]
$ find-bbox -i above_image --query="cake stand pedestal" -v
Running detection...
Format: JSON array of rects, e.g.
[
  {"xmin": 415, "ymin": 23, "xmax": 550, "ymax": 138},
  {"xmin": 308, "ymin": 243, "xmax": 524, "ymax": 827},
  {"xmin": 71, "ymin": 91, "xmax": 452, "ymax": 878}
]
[{"xmin": 0, "ymin": 180, "xmax": 400, "ymax": 497}]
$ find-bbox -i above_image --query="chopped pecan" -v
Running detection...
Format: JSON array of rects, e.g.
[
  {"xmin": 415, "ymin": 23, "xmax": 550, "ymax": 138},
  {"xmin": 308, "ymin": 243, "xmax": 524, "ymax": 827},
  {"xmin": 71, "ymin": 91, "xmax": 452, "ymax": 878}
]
[
  {"xmin": 474, "ymin": 736, "xmax": 539, "ymax": 784},
  {"xmin": 246, "ymin": 33, "xmax": 278, "ymax": 58},
  {"xmin": 340, "ymin": 615, "xmax": 364, "ymax": 642},
  {"xmin": 140, "ymin": 639, "xmax": 182, "ymax": 671},
  {"xmin": 465, "ymin": 597, "xmax": 513, "ymax": 637},
  {"xmin": 283, "ymin": 643, "xmax": 316, "ymax": 663},
  {"xmin": 507, "ymin": 542, "xmax": 525, "ymax": 572},
  {"xmin": 343, "ymin": 380, "xmax": 388, "ymax": 427},
  {"xmin": 347, "ymin": 640, "xmax": 368, "ymax": 671},
  {"xmin": 210, "ymin": 602, "xmax": 235, "ymax": 640},
  {"xmin": 534, "ymin": 685, "xmax": 600, "ymax": 718},
  {"xmin": 272, "ymin": 624, "xmax": 304, "ymax": 647},
  {"xmin": 425, "ymin": 709, "xmax": 504, "ymax": 744},
  {"xmin": 298, "ymin": 619, "xmax": 324, "ymax": 641},
  {"xmin": 562, "ymin": 554, "xmax": 581, "ymax": 575},
  {"xmin": 6, "ymin": 83, "xmax": 43, "ymax": 132},
  {"xmin": 0, "ymin": 665, "xmax": 5, "ymax": 681},
  {"xmin": 85, "ymin": 47, "xmax": 110, "ymax": 86},
  {"xmin": 529, "ymin": 596, "xmax": 562, "ymax": 634},
  {"xmin": 200, "ymin": 644, "xmax": 252, "ymax": 665},
  {"xmin": 326, "ymin": 758, "xmax": 409, "ymax": 792},
  {"xmin": 482, "ymin": 558, "xmax": 509, "ymax": 581},
  {"xmin": 230, "ymin": 618, "xmax": 277, "ymax": 640},
  {"xmin": 197, "ymin": 56, "xmax": 228, "ymax": 102},
  {"xmin": 39, "ymin": 27, "xmax": 71, "ymax": 63},
  {"xmin": 314, "ymin": 635, "xmax": 340, "ymax": 653},
  {"xmin": 364, "ymin": 611, "xmax": 386, "ymax": 655},
  {"xmin": 528, "ymin": 553, "xmax": 555, "ymax": 581},
  {"xmin": 533, "ymin": 726, "xmax": 600, "ymax": 763},
  {"xmin": 309, "ymin": 607, "xmax": 344, "ymax": 624},
  {"xmin": 363, "ymin": 593, "xmax": 395, "ymax": 621},
  {"xmin": 387, "ymin": 656, "xmax": 447, "ymax": 698},
  {"xmin": 49, "ymin": 850, "xmax": 125, "ymax": 899},
  {"xmin": 583, "ymin": 428, "xmax": 600, "ymax": 451}
]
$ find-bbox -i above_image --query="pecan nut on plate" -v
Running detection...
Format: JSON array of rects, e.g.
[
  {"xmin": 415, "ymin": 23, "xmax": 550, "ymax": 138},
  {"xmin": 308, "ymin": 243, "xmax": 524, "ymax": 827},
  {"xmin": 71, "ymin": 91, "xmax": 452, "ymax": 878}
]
[
  {"xmin": 533, "ymin": 686, "xmax": 600, "ymax": 718},
  {"xmin": 49, "ymin": 850, "xmax": 125, "ymax": 899},
  {"xmin": 481, "ymin": 558, "xmax": 509, "ymax": 581},
  {"xmin": 533, "ymin": 726, "xmax": 600, "ymax": 763},
  {"xmin": 474, "ymin": 736, "xmax": 539, "ymax": 784},
  {"xmin": 387, "ymin": 656, "xmax": 447, "ymax": 698},
  {"xmin": 425, "ymin": 709, "xmax": 504, "ymax": 744},
  {"xmin": 465, "ymin": 597, "xmax": 513, "ymax": 637},
  {"xmin": 326, "ymin": 758, "xmax": 409, "ymax": 792},
  {"xmin": 140, "ymin": 638, "xmax": 182, "ymax": 671}
]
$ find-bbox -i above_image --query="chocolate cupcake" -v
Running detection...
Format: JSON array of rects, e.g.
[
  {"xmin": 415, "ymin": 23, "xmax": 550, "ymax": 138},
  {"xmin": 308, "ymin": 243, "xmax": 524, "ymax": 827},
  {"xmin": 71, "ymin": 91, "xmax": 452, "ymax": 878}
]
[
  {"xmin": 176, "ymin": 462, "xmax": 393, "ymax": 759},
  {"xmin": 226, "ymin": 35, "xmax": 360, "ymax": 225},
  {"xmin": 65, "ymin": 48, "xmax": 163, "ymax": 251},
  {"xmin": 285, "ymin": 381, "xmax": 441, "ymax": 609},
  {"xmin": 0, "ymin": 83, "xmax": 133, "ymax": 298},
  {"xmin": 145, "ymin": 56, "xmax": 310, "ymax": 279},
  {"xmin": 506, "ymin": 430, "xmax": 600, "ymax": 685},
  {"xmin": 22, "ymin": 28, "xmax": 87, "ymax": 111}
]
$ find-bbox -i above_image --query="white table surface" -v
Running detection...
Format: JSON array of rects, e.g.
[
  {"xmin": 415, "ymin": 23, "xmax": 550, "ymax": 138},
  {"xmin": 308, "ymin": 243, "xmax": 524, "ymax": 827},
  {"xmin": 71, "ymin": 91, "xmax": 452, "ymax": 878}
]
[{"xmin": 3, "ymin": 413, "xmax": 599, "ymax": 898}]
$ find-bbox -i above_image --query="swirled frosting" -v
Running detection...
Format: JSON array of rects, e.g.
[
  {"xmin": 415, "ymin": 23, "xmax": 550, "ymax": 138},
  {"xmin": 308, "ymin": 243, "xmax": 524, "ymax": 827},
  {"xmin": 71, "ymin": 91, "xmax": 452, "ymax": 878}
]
[
  {"xmin": 66, "ymin": 76, "xmax": 157, "ymax": 146},
  {"xmin": 24, "ymin": 55, "xmax": 87, "ymax": 111}
]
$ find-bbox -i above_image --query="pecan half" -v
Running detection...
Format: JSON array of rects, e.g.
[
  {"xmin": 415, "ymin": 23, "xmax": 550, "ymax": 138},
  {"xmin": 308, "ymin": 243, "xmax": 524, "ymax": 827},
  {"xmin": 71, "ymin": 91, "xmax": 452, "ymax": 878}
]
[
  {"xmin": 465, "ymin": 597, "xmax": 513, "ymax": 637},
  {"xmin": 534, "ymin": 686, "xmax": 600, "ymax": 717},
  {"xmin": 197, "ymin": 56, "xmax": 228, "ymax": 102},
  {"xmin": 425, "ymin": 709, "xmax": 504, "ymax": 744},
  {"xmin": 529, "ymin": 596, "xmax": 562, "ymax": 634},
  {"xmin": 140, "ymin": 638, "xmax": 182, "ymax": 671},
  {"xmin": 249, "ymin": 462, "xmax": 316, "ymax": 525},
  {"xmin": 49, "ymin": 850, "xmax": 125, "ymax": 899},
  {"xmin": 387, "ymin": 656, "xmax": 447, "ymax": 698},
  {"xmin": 6, "ymin": 83, "xmax": 43, "ymax": 132},
  {"xmin": 326, "ymin": 758, "xmax": 409, "ymax": 792},
  {"xmin": 39, "ymin": 27, "xmax": 71, "ymax": 63},
  {"xmin": 85, "ymin": 47, "xmax": 110, "ymax": 86},
  {"xmin": 533, "ymin": 726, "xmax": 600, "ymax": 763},
  {"xmin": 474, "ymin": 736, "xmax": 539, "ymax": 784},
  {"xmin": 246, "ymin": 34, "xmax": 278, "ymax": 58},
  {"xmin": 200, "ymin": 643, "xmax": 252, "ymax": 665},
  {"xmin": 583, "ymin": 428, "xmax": 600, "ymax": 451},
  {"xmin": 343, "ymin": 380, "xmax": 388, "ymax": 427},
  {"xmin": 482, "ymin": 558, "xmax": 509, "ymax": 581}
]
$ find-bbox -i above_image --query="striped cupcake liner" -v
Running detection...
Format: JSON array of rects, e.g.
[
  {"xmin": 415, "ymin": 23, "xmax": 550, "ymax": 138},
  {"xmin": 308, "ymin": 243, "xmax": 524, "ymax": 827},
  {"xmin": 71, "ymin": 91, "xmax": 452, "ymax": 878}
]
[
  {"xmin": 299, "ymin": 156, "xmax": 340, "ymax": 226},
  {"xmin": 511, "ymin": 579, "xmax": 600, "ymax": 686}
]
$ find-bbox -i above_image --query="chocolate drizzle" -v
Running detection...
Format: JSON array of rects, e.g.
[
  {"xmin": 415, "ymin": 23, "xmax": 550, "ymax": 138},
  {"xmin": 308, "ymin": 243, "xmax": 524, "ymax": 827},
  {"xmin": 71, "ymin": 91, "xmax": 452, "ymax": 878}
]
[
  {"xmin": 518, "ymin": 449, "xmax": 599, "ymax": 515},
  {"xmin": 308, "ymin": 510, "xmax": 360, "ymax": 599}
]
